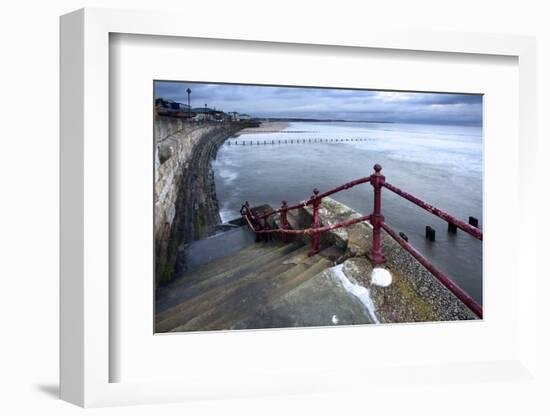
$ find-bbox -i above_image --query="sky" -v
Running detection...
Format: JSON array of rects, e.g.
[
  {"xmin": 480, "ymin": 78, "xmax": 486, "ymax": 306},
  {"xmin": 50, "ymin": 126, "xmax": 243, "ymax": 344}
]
[{"xmin": 154, "ymin": 81, "xmax": 482, "ymax": 125}]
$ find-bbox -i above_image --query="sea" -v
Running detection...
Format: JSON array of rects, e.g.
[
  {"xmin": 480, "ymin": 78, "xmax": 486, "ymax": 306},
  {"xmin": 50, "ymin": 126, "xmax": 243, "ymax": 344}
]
[{"xmin": 212, "ymin": 122, "xmax": 483, "ymax": 304}]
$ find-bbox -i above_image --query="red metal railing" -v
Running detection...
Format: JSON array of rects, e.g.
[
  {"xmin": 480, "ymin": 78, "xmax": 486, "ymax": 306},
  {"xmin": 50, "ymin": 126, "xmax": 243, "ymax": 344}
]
[{"xmin": 240, "ymin": 164, "xmax": 483, "ymax": 318}]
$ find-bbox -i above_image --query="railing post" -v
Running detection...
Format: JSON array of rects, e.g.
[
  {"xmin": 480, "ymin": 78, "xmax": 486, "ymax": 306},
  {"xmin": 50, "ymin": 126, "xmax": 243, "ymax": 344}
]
[
  {"xmin": 281, "ymin": 200, "xmax": 289, "ymax": 244},
  {"xmin": 242, "ymin": 201, "xmax": 261, "ymax": 243},
  {"xmin": 263, "ymin": 209, "xmax": 270, "ymax": 242},
  {"xmin": 367, "ymin": 164, "xmax": 387, "ymax": 264},
  {"xmin": 240, "ymin": 201, "xmax": 249, "ymax": 224},
  {"xmin": 309, "ymin": 188, "xmax": 320, "ymax": 256},
  {"xmin": 248, "ymin": 203, "xmax": 262, "ymax": 243}
]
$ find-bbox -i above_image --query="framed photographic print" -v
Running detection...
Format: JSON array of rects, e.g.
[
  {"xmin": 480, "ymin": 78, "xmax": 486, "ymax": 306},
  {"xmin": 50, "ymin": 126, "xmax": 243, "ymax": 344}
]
[
  {"xmin": 153, "ymin": 80, "xmax": 483, "ymax": 334},
  {"xmin": 60, "ymin": 7, "xmax": 538, "ymax": 408}
]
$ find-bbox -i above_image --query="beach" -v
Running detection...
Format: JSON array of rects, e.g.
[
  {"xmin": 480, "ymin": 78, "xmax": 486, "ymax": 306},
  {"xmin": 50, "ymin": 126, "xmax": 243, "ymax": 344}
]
[{"xmin": 235, "ymin": 121, "xmax": 289, "ymax": 135}]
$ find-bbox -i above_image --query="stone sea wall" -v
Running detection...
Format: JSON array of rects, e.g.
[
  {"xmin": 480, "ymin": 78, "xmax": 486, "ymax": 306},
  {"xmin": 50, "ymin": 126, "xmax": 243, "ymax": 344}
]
[{"xmin": 154, "ymin": 115, "xmax": 244, "ymax": 285}]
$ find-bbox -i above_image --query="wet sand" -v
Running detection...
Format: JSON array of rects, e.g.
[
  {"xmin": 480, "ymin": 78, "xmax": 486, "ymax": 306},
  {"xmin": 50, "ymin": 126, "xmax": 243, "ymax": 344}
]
[{"xmin": 236, "ymin": 121, "xmax": 289, "ymax": 135}]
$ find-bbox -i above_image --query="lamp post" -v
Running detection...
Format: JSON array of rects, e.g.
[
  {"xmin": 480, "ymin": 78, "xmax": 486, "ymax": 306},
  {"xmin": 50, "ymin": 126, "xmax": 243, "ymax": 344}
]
[{"xmin": 186, "ymin": 88, "xmax": 191, "ymax": 120}]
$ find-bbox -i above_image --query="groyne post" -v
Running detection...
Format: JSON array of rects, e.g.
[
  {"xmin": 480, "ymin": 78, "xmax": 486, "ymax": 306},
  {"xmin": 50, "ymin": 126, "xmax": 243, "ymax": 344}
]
[
  {"xmin": 367, "ymin": 164, "xmax": 387, "ymax": 264},
  {"xmin": 425, "ymin": 226, "xmax": 436, "ymax": 241}
]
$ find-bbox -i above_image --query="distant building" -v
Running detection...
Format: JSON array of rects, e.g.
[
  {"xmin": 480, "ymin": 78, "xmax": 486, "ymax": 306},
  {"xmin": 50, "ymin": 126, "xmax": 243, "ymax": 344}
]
[
  {"xmin": 228, "ymin": 112, "xmax": 240, "ymax": 121},
  {"xmin": 191, "ymin": 107, "xmax": 226, "ymax": 122},
  {"xmin": 191, "ymin": 107, "xmax": 213, "ymax": 121},
  {"xmin": 155, "ymin": 97, "xmax": 240, "ymax": 122},
  {"xmin": 239, "ymin": 114, "xmax": 252, "ymax": 120},
  {"xmin": 156, "ymin": 98, "xmax": 192, "ymax": 118}
]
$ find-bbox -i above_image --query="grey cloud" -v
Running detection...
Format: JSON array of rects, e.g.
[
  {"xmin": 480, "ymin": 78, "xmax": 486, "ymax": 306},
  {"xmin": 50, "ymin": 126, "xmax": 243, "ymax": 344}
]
[{"xmin": 154, "ymin": 81, "xmax": 482, "ymax": 125}]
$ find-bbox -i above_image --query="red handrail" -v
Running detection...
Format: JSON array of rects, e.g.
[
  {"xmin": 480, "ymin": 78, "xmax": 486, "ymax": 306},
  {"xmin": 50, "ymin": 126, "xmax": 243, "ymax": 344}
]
[
  {"xmin": 381, "ymin": 222, "xmax": 483, "ymax": 318},
  {"xmin": 253, "ymin": 176, "xmax": 371, "ymax": 221},
  {"xmin": 241, "ymin": 164, "xmax": 483, "ymax": 318},
  {"xmin": 244, "ymin": 211, "xmax": 371, "ymax": 236}
]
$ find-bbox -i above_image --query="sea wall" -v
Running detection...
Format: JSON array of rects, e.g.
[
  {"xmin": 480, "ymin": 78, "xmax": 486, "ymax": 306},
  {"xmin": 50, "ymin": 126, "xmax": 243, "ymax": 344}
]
[
  {"xmin": 282, "ymin": 198, "xmax": 477, "ymax": 323},
  {"xmin": 154, "ymin": 115, "xmax": 244, "ymax": 285}
]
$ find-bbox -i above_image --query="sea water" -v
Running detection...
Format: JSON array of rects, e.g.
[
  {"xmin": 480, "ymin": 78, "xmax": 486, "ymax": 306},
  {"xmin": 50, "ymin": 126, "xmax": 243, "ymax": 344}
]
[{"xmin": 213, "ymin": 122, "xmax": 483, "ymax": 303}]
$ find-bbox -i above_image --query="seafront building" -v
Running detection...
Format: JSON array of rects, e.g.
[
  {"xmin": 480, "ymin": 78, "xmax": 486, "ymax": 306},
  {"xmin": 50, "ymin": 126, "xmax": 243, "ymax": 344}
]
[{"xmin": 155, "ymin": 96, "xmax": 249, "ymax": 123}]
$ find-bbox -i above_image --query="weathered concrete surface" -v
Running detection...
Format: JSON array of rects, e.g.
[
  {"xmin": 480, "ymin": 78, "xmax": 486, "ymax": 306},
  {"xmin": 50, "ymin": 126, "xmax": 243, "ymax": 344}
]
[
  {"xmin": 182, "ymin": 226, "xmax": 256, "ymax": 273},
  {"xmin": 233, "ymin": 266, "xmax": 373, "ymax": 329},
  {"xmin": 154, "ymin": 116, "xmax": 244, "ymax": 285},
  {"xmin": 155, "ymin": 233, "xmax": 375, "ymax": 332},
  {"xmin": 284, "ymin": 197, "xmax": 478, "ymax": 323}
]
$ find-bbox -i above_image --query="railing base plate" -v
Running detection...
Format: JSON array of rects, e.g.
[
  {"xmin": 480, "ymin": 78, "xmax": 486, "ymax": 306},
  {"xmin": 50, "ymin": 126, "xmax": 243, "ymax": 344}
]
[{"xmin": 366, "ymin": 251, "xmax": 387, "ymax": 265}]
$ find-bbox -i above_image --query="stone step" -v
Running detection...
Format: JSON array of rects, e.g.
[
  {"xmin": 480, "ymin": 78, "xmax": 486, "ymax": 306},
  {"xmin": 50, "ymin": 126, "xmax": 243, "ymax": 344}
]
[
  {"xmin": 163, "ymin": 246, "xmax": 340, "ymax": 332},
  {"xmin": 155, "ymin": 244, "xmax": 310, "ymax": 329},
  {"xmin": 182, "ymin": 241, "xmax": 301, "ymax": 285},
  {"xmin": 170, "ymin": 254, "xmax": 334, "ymax": 332},
  {"xmin": 213, "ymin": 257, "xmax": 338, "ymax": 330},
  {"xmin": 156, "ymin": 244, "xmax": 311, "ymax": 316},
  {"xmin": 177, "ymin": 240, "xmax": 280, "ymax": 282},
  {"xmin": 181, "ymin": 225, "xmax": 256, "ymax": 272},
  {"xmin": 156, "ymin": 240, "xmax": 295, "ymax": 298},
  {"xmin": 233, "ymin": 262, "xmax": 374, "ymax": 329}
]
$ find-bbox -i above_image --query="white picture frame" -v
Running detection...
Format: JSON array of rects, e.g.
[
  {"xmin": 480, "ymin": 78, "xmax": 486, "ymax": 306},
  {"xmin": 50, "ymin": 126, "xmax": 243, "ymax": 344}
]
[{"xmin": 60, "ymin": 8, "xmax": 538, "ymax": 408}]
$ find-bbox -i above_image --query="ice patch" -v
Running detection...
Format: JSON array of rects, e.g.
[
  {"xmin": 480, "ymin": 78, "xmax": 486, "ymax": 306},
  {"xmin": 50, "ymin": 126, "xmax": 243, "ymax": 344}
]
[
  {"xmin": 372, "ymin": 268, "xmax": 392, "ymax": 287},
  {"xmin": 330, "ymin": 264, "xmax": 380, "ymax": 324}
]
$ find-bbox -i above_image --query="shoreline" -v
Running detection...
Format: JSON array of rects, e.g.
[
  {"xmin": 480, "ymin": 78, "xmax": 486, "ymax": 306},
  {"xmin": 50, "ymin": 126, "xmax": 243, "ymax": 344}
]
[{"xmin": 234, "ymin": 121, "xmax": 289, "ymax": 135}]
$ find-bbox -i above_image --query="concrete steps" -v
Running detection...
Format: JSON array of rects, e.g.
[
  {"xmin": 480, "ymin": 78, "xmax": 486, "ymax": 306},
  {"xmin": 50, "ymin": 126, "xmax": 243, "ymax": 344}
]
[
  {"xmin": 156, "ymin": 243, "xmax": 308, "ymax": 316},
  {"xmin": 180, "ymin": 225, "xmax": 256, "ymax": 271},
  {"xmin": 175, "ymin": 255, "xmax": 334, "ymax": 332},
  {"xmin": 156, "ymin": 241, "xmax": 305, "ymax": 313},
  {"xmin": 155, "ymin": 235, "xmax": 344, "ymax": 332}
]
